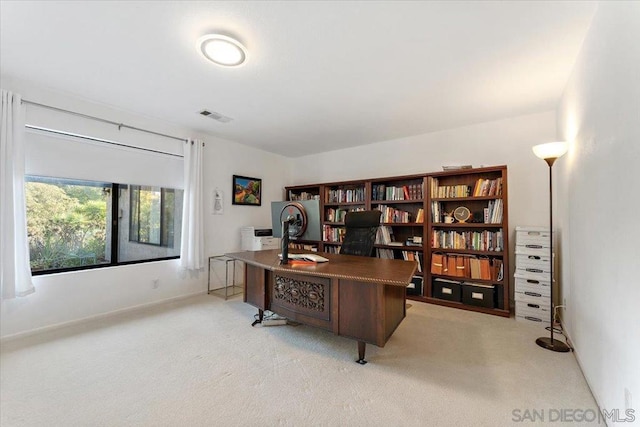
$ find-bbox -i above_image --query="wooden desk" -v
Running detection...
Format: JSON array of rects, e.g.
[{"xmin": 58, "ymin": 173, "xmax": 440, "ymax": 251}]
[{"xmin": 225, "ymin": 249, "xmax": 417, "ymax": 364}]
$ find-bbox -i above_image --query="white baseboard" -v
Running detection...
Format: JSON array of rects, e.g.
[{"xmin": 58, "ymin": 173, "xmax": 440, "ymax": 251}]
[
  {"xmin": 561, "ymin": 324, "xmax": 607, "ymax": 424},
  {"xmin": 0, "ymin": 290, "xmax": 206, "ymax": 343}
]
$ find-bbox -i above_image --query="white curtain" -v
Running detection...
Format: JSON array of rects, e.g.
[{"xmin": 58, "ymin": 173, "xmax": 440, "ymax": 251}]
[
  {"xmin": 180, "ymin": 139, "xmax": 204, "ymax": 270},
  {"xmin": 1, "ymin": 90, "xmax": 35, "ymax": 299}
]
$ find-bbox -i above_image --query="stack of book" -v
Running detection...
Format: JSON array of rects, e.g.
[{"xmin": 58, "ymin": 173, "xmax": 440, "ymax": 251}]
[
  {"xmin": 322, "ymin": 225, "xmax": 346, "ymax": 242},
  {"xmin": 377, "ymin": 205, "xmax": 413, "ymax": 223},
  {"xmin": 431, "ymin": 229, "xmax": 504, "ymax": 252},
  {"xmin": 484, "ymin": 199, "xmax": 503, "ymax": 223},
  {"xmin": 326, "ymin": 187, "xmax": 366, "ymax": 203},
  {"xmin": 325, "ymin": 207, "xmax": 365, "ymax": 223},
  {"xmin": 401, "ymin": 251, "xmax": 423, "ymax": 273},
  {"xmin": 375, "ymin": 226, "xmax": 394, "ymax": 245},
  {"xmin": 289, "ymin": 191, "xmax": 320, "ymax": 201},
  {"xmin": 372, "ymin": 183, "xmax": 423, "ymax": 201},
  {"xmin": 431, "ymin": 180, "xmax": 471, "ymax": 198}
]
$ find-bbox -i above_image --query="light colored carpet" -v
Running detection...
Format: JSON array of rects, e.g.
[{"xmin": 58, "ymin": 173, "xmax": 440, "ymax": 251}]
[{"xmin": 1, "ymin": 294, "xmax": 598, "ymax": 426}]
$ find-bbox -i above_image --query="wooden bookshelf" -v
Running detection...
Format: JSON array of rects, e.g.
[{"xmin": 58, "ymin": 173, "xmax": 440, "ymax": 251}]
[
  {"xmin": 284, "ymin": 166, "xmax": 510, "ymax": 317},
  {"xmin": 425, "ymin": 166, "xmax": 509, "ymax": 316},
  {"xmin": 369, "ymin": 174, "xmax": 425, "ymax": 278}
]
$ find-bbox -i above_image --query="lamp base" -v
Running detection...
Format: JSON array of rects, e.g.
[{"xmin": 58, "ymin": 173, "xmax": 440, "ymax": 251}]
[{"xmin": 536, "ymin": 337, "xmax": 571, "ymax": 352}]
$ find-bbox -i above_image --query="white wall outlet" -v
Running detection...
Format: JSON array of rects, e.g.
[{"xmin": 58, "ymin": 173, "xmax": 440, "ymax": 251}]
[
  {"xmin": 152, "ymin": 278, "xmax": 159, "ymax": 289},
  {"xmin": 625, "ymin": 388, "xmax": 632, "ymax": 411}
]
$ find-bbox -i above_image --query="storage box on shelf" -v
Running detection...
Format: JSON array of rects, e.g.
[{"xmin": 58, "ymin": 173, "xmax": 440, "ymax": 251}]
[
  {"xmin": 514, "ymin": 226, "xmax": 552, "ymax": 323},
  {"xmin": 461, "ymin": 282, "xmax": 495, "ymax": 308},
  {"xmin": 432, "ymin": 278, "xmax": 461, "ymax": 302},
  {"xmin": 424, "ymin": 166, "xmax": 510, "ymax": 317},
  {"xmin": 407, "ymin": 276, "xmax": 424, "ymax": 296}
]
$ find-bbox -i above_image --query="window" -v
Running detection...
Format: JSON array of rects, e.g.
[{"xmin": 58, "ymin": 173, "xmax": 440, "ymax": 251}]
[
  {"xmin": 129, "ymin": 186, "xmax": 176, "ymax": 247},
  {"xmin": 25, "ymin": 176, "xmax": 111, "ymax": 272},
  {"xmin": 118, "ymin": 185, "xmax": 182, "ymax": 263},
  {"xmin": 25, "ymin": 175, "xmax": 183, "ymax": 274}
]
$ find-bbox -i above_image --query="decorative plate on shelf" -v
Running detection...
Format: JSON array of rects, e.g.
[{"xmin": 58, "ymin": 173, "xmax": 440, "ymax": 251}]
[{"xmin": 453, "ymin": 206, "xmax": 471, "ymax": 223}]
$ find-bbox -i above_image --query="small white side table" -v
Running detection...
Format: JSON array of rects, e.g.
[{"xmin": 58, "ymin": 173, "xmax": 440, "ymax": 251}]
[{"xmin": 207, "ymin": 255, "xmax": 242, "ymax": 300}]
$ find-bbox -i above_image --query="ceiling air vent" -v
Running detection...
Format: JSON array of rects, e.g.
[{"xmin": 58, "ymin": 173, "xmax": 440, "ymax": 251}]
[{"xmin": 199, "ymin": 110, "xmax": 233, "ymax": 123}]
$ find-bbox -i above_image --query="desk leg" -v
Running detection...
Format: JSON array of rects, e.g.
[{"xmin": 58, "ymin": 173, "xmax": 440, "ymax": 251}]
[
  {"xmin": 251, "ymin": 309, "xmax": 264, "ymax": 327},
  {"xmin": 356, "ymin": 341, "xmax": 367, "ymax": 365}
]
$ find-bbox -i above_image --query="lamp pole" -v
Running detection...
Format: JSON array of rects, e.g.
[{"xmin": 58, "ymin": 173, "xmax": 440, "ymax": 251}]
[{"xmin": 532, "ymin": 142, "xmax": 570, "ymax": 353}]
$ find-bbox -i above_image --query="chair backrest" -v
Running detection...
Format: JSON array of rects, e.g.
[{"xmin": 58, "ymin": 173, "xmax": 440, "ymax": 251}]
[{"xmin": 339, "ymin": 210, "xmax": 381, "ymax": 257}]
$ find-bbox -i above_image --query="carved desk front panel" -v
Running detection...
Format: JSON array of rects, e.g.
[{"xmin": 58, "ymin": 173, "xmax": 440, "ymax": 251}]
[{"xmin": 271, "ymin": 271, "xmax": 332, "ymax": 329}]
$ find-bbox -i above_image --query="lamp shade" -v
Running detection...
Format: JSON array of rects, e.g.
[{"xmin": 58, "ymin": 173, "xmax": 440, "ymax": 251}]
[{"xmin": 532, "ymin": 142, "xmax": 569, "ymax": 160}]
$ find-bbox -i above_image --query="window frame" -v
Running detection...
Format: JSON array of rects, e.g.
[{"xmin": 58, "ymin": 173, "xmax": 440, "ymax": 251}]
[{"xmin": 26, "ymin": 177, "xmax": 181, "ymax": 276}]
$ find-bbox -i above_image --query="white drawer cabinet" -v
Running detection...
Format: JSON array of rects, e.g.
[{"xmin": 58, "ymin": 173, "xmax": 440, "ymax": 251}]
[{"xmin": 514, "ymin": 226, "xmax": 552, "ymax": 320}]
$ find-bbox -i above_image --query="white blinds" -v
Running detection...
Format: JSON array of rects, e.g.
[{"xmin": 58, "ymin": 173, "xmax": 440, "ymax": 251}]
[{"xmin": 25, "ymin": 128, "xmax": 184, "ymax": 189}]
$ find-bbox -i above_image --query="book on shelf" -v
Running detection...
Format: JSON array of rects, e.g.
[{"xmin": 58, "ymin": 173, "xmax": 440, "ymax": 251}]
[
  {"xmin": 376, "ymin": 248, "xmax": 395, "ymax": 259},
  {"xmin": 469, "ymin": 257, "xmax": 481, "ymax": 279},
  {"xmin": 288, "ymin": 243, "xmax": 319, "ymax": 252},
  {"xmin": 473, "ymin": 178, "xmax": 503, "ymax": 197},
  {"xmin": 433, "ymin": 183, "xmax": 471, "ymax": 198},
  {"xmin": 482, "ymin": 200, "xmax": 503, "ymax": 224},
  {"xmin": 431, "ymin": 229, "xmax": 504, "ymax": 252},
  {"xmin": 401, "ymin": 251, "xmax": 422, "ymax": 272},
  {"xmin": 322, "ymin": 225, "xmax": 346, "ymax": 243},
  {"xmin": 326, "ymin": 187, "xmax": 366, "ymax": 204},
  {"xmin": 447, "ymin": 256, "xmax": 457, "ymax": 277},
  {"xmin": 371, "ymin": 183, "xmax": 423, "ymax": 201},
  {"xmin": 405, "ymin": 236, "xmax": 423, "ymax": 246},
  {"xmin": 325, "ymin": 245, "xmax": 340, "ymax": 254},
  {"xmin": 375, "ymin": 226, "xmax": 395, "ymax": 245},
  {"xmin": 325, "ymin": 206, "xmax": 365, "ymax": 223},
  {"xmin": 431, "ymin": 201, "xmax": 441, "ymax": 223},
  {"xmin": 455, "ymin": 256, "xmax": 466, "ymax": 277},
  {"xmin": 376, "ymin": 205, "xmax": 412, "ymax": 223},
  {"xmin": 289, "ymin": 191, "xmax": 320, "ymax": 201},
  {"xmin": 432, "ymin": 253, "xmax": 503, "ymax": 281},
  {"xmin": 479, "ymin": 257, "xmax": 491, "ymax": 280},
  {"xmin": 430, "ymin": 178, "xmax": 438, "ymax": 199},
  {"xmin": 403, "ymin": 186, "xmax": 410, "ymax": 200},
  {"xmin": 431, "ymin": 253, "xmax": 445, "ymax": 275}
]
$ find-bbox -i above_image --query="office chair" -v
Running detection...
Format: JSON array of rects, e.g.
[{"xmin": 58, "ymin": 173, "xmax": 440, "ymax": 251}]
[{"xmin": 339, "ymin": 210, "xmax": 381, "ymax": 257}]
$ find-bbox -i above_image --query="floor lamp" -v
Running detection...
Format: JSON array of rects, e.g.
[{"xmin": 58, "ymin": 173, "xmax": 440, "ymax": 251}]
[{"xmin": 532, "ymin": 141, "xmax": 570, "ymax": 352}]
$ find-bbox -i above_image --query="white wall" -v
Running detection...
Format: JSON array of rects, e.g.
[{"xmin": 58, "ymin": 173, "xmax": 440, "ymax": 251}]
[
  {"xmin": 557, "ymin": 2, "xmax": 640, "ymax": 421},
  {"xmin": 0, "ymin": 76, "xmax": 291, "ymax": 338},
  {"xmin": 292, "ymin": 110, "xmax": 558, "ymax": 284}
]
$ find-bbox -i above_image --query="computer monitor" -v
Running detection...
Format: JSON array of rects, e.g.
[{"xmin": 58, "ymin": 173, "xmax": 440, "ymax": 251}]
[{"xmin": 271, "ymin": 200, "xmax": 321, "ymax": 241}]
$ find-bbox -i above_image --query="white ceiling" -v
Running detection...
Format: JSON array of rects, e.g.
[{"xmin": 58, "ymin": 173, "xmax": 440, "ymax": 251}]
[{"xmin": 0, "ymin": 1, "xmax": 597, "ymax": 157}]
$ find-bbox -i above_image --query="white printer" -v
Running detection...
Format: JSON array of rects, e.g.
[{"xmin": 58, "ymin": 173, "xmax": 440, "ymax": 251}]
[{"xmin": 240, "ymin": 226, "xmax": 280, "ymax": 251}]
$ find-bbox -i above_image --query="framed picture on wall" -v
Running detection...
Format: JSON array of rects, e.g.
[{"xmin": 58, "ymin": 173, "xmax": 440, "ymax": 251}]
[{"xmin": 232, "ymin": 175, "xmax": 262, "ymax": 206}]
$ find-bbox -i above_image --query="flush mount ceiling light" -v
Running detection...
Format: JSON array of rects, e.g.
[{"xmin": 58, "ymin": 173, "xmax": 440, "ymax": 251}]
[{"xmin": 197, "ymin": 34, "xmax": 247, "ymax": 67}]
